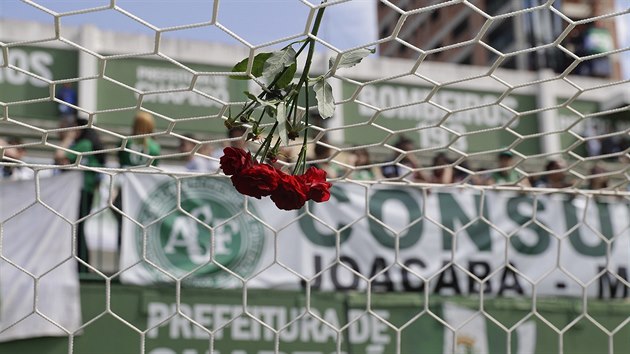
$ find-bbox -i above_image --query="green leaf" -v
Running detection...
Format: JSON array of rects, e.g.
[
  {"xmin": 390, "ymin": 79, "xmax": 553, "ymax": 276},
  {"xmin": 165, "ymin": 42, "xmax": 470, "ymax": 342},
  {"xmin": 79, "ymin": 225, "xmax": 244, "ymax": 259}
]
[
  {"xmin": 328, "ymin": 48, "xmax": 375, "ymax": 70},
  {"xmin": 276, "ymin": 102, "xmax": 288, "ymax": 146},
  {"xmin": 307, "ymin": 75, "xmax": 324, "ymax": 86},
  {"xmin": 275, "ymin": 62, "xmax": 297, "ymax": 89},
  {"xmin": 263, "ymin": 47, "xmax": 297, "ymax": 83},
  {"xmin": 230, "ymin": 52, "xmax": 272, "ymax": 80},
  {"xmin": 243, "ymin": 91, "xmax": 276, "ymax": 108},
  {"xmin": 313, "ymin": 79, "xmax": 335, "ymax": 119}
]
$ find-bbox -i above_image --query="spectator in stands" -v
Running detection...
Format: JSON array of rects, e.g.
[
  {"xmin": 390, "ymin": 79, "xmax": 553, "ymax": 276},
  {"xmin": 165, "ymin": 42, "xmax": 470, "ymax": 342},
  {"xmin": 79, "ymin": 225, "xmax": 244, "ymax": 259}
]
[
  {"xmin": 430, "ymin": 152, "xmax": 453, "ymax": 184},
  {"xmin": 210, "ymin": 126, "xmax": 249, "ymax": 173},
  {"xmin": 452, "ymin": 161, "xmax": 470, "ymax": 184},
  {"xmin": 1, "ymin": 137, "xmax": 34, "ymax": 180},
  {"xmin": 599, "ymin": 125, "xmax": 627, "ymax": 159},
  {"xmin": 349, "ymin": 147, "xmax": 383, "ymax": 181},
  {"xmin": 452, "ymin": 161, "xmax": 490, "ymax": 185},
  {"xmin": 180, "ymin": 134, "xmax": 218, "ymax": 172},
  {"xmin": 581, "ymin": 22, "xmax": 614, "ymax": 78},
  {"xmin": 56, "ymin": 110, "xmax": 78, "ymax": 144},
  {"xmin": 587, "ymin": 164, "xmax": 609, "ymax": 190},
  {"xmin": 570, "ymin": 22, "xmax": 614, "ymax": 78},
  {"xmin": 118, "ymin": 111, "xmax": 161, "ymax": 167},
  {"xmin": 582, "ymin": 122, "xmax": 602, "ymax": 157},
  {"xmin": 488, "ymin": 151, "xmax": 530, "ymax": 187},
  {"xmin": 271, "ymin": 145, "xmax": 297, "ymax": 172},
  {"xmin": 54, "ymin": 114, "xmax": 106, "ymax": 272},
  {"xmin": 115, "ymin": 112, "xmax": 162, "ymax": 253},
  {"xmin": 563, "ymin": 27, "xmax": 586, "ymax": 74},
  {"xmin": 311, "ymin": 142, "xmax": 338, "ymax": 178},
  {"xmin": 381, "ymin": 136, "xmax": 426, "ymax": 181},
  {"xmin": 534, "ymin": 159, "xmax": 574, "ymax": 189},
  {"xmin": 227, "ymin": 126, "xmax": 247, "ymax": 150},
  {"xmin": 56, "ymin": 82, "xmax": 78, "ymax": 125}
]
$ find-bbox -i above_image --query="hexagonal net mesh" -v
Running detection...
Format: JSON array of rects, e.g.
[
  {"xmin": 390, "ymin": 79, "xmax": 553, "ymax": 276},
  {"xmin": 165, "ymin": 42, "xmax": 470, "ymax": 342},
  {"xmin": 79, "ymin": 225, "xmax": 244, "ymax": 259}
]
[{"xmin": 1, "ymin": 1, "xmax": 630, "ymax": 353}]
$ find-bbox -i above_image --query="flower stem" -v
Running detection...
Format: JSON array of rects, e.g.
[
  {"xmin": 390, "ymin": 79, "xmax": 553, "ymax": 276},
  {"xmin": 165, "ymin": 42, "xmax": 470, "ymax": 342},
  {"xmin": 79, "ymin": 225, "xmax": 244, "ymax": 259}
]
[
  {"xmin": 290, "ymin": 3, "xmax": 326, "ymax": 175},
  {"xmin": 296, "ymin": 5, "xmax": 327, "ymax": 89},
  {"xmin": 254, "ymin": 121, "xmax": 278, "ymax": 162},
  {"xmin": 294, "ymin": 39, "xmax": 310, "ymax": 59},
  {"xmin": 246, "ymin": 2, "xmax": 327, "ymax": 173},
  {"xmin": 255, "ymin": 105, "xmax": 266, "ymax": 127},
  {"xmin": 293, "ymin": 84, "xmax": 310, "ymax": 175},
  {"xmin": 288, "ymin": 93, "xmax": 299, "ymax": 126}
]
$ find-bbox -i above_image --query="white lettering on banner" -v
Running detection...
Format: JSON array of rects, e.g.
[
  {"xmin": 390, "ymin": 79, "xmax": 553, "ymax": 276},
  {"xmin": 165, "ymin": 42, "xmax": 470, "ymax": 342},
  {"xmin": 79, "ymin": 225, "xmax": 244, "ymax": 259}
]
[
  {"xmin": 214, "ymin": 221, "xmax": 236, "ymax": 256},
  {"xmin": 357, "ymin": 85, "xmax": 519, "ymax": 127},
  {"xmin": 347, "ymin": 310, "xmax": 390, "ymax": 345},
  {"xmin": 163, "ymin": 205, "xmax": 233, "ymax": 264},
  {"xmin": 164, "ymin": 217, "xmax": 203, "ymax": 259},
  {"xmin": 231, "ymin": 314, "xmax": 252, "ymax": 341},
  {"xmin": 146, "ymin": 302, "xmax": 392, "ymax": 346},
  {"xmin": 297, "ymin": 187, "xmax": 630, "ymax": 298},
  {"xmin": 135, "ymin": 65, "xmax": 229, "ymax": 107},
  {"xmin": 557, "ymin": 114, "xmax": 630, "ymax": 138},
  {"xmin": 418, "ymin": 123, "xmax": 468, "ymax": 150},
  {"xmin": 148, "ymin": 350, "xmax": 339, "ymax": 354},
  {"xmin": 0, "ymin": 49, "xmax": 53, "ymax": 87}
]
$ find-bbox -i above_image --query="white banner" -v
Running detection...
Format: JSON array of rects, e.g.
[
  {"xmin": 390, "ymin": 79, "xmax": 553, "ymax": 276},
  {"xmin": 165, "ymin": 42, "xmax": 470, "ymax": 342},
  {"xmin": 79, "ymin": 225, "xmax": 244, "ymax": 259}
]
[
  {"xmin": 120, "ymin": 174, "xmax": 630, "ymax": 299},
  {"xmin": 0, "ymin": 173, "xmax": 82, "ymax": 342}
]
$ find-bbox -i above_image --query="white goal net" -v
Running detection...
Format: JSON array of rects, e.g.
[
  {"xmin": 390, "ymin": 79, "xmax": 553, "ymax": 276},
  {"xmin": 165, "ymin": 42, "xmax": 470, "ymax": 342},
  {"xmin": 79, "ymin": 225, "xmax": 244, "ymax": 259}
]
[{"xmin": 1, "ymin": 0, "xmax": 629, "ymax": 353}]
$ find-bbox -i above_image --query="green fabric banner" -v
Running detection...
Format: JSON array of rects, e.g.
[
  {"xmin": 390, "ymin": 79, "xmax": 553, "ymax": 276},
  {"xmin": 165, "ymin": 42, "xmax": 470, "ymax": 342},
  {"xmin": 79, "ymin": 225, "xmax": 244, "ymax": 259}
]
[{"xmin": 2, "ymin": 283, "xmax": 629, "ymax": 354}]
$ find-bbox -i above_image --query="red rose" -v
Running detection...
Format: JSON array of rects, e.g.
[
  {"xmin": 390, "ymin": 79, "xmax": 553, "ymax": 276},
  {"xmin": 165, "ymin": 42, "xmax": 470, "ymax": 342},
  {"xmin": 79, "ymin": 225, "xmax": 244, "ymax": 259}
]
[
  {"xmin": 300, "ymin": 166, "xmax": 332, "ymax": 202},
  {"xmin": 231, "ymin": 164, "xmax": 280, "ymax": 199},
  {"xmin": 220, "ymin": 147, "xmax": 253, "ymax": 175},
  {"xmin": 271, "ymin": 173, "xmax": 308, "ymax": 210}
]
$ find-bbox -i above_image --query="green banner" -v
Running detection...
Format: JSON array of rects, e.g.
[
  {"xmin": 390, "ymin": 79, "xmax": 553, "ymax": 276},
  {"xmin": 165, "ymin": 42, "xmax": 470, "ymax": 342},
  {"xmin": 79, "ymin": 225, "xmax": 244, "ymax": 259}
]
[
  {"xmin": 0, "ymin": 46, "xmax": 78, "ymax": 119},
  {"xmin": 557, "ymin": 98, "xmax": 599, "ymax": 155},
  {"xmin": 96, "ymin": 57, "xmax": 250, "ymax": 133},
  {"xmin": 342, "ymin": 81, "xmax": 540, "ymax": 154},
  {"xmin": 556, "ymin": 97, "xmax": 630, "ymax": 158},
  {"xmin": 2, "ymin": 283, "xmax": 629, "ymax": 354}
]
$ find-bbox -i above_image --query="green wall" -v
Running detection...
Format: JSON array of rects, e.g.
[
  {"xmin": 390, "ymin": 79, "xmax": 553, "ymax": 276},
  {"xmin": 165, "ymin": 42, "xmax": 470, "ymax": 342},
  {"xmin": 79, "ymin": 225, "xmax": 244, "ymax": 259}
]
[
  {"xmin": 96, "ymin": 56, "xmax": 250, "ymax": 134},
  {"xmin": 341, "ymin": 81, "xmax": 541, "ymax": 155},
  {"xmin": 2, "ymin": 282, "xmax": 629, "ymax": 354},
  {"xmin": 0, "ymin": 46, "xmax": 78, "ymax": 119}
]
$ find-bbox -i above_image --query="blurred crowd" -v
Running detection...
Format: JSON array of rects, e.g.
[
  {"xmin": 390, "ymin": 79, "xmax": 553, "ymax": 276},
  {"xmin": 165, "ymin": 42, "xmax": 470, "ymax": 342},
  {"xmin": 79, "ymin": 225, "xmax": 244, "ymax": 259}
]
[
  {"xmin": 310, "ymin": 135, "xmax": 627, "ymax": 192},
  {"xmin": 1, "ymin": 110, "xmax": 628, "ymax": 272},
  {"xmin": 1, "ymin": 115, "xmax": 627, "ymax": 190}
]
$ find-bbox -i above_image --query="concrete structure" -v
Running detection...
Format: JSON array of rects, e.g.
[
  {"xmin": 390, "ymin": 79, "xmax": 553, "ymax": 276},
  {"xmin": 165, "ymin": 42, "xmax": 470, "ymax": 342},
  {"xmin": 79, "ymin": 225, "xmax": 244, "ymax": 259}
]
[
  {"xmin": 377, "ymin": 0, "xmax": 622, "ymax": 79},
  {"xmin": 1, "ymin": 18, "xmax": 627, "ymax": 159}
]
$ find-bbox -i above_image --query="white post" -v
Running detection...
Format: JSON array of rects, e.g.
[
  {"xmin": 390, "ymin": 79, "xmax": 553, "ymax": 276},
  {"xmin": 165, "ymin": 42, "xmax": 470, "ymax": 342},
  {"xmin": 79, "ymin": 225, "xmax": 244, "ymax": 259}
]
[
  {"xmin": 77, "ymin": 25, "xmax": 100, "ymax": 116},
  {"xmin": 536, "ymin": 69, "xmax": 562, "ymax": 154}
]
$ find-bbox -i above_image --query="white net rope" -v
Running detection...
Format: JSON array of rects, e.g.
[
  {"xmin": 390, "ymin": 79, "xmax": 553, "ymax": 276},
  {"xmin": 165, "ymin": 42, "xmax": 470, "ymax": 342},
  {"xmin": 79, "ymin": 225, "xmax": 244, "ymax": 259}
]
[{"xmin": 1, "ymin": 1, "xmax": 630, "ymax": 353}]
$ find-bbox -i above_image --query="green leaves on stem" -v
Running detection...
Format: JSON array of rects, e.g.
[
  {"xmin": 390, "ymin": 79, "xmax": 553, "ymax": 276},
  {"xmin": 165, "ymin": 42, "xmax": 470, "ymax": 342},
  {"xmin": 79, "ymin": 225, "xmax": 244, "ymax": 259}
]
[
  {"xmin": 276, "ymin": 102, "xmax": 288, "ymax": 146},
  {"xmin": 328, "ymin": 47, "xmax": 375, "ymax": 70},
  {"xmin": 313, "ymin": 78, "xmax": 334, "ymax": 119},
  {"xmin": 310, "ymin": 47, "xmax": 375, "ymax": 120},
  {"xmin": 230, "ymin": 45, "xmax": 298, "ymax": 90},
  {"xmin": 230, "ymin": 52, "xmax": 272, "ymax": 81},
  {"xmin": 263, "ymin": 46, "xmax": 297, "ymax": 88},
  {"xmin": 226, "ymin": 5, "xmax": 372, "ymax": 174}
]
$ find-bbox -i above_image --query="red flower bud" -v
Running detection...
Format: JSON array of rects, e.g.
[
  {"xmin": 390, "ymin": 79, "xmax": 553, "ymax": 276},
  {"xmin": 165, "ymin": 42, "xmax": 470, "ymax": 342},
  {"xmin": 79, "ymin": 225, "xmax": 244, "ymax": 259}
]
[
  {"xmin": 230, "ymin": 163, "xmax": 280, "ymax": 199},
  {"xmin": 220, "ymin": 147, "xmax": 253, "ymax": 175},
  {"xmin": 271, "ymin": 173, "xmax": 308, "ymax": 210},
  {"xmin": 300, "ymin": 166, "xmax": 332, "ymax": 202}
]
